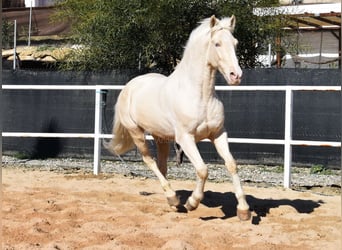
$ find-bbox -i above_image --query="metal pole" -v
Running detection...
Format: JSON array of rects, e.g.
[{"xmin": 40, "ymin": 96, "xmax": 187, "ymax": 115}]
[
  {"xmin": 283, "ymin": 87, "xmax": 293, "ymax": 188},
  {"xmin": 93, "ymin": 88, "xmax": 103, "ymax": 175},
  {"xmin": 318, "ymin": 30, "xmax": 323, "ymax": 69},
  {"xmin": 13, "ymin": 20, "xmax": 17, "ymax": 70},
  {"xmin": 268, "ymin": 43, "xmax": 272, "ymax": 68},
  {"xmin": 28, "ymin": 0, "xmax": 32, "ymax": 46},
  {"xmin": 138, "ymin": 52, "xmax": 141, "ymax": 71}
]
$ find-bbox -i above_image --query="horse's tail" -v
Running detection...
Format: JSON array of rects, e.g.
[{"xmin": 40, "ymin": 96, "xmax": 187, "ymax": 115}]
[{"xmin": 104, "ymin": 110, "xmax": 135, "ymax": 156}]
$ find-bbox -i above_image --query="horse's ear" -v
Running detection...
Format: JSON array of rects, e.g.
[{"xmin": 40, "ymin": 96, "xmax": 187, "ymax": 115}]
[
  {"xmin": 210, "ymin": 15, "xmax": 218, "ymax": 28},
  {"xmin": 229, "ymin": 15, "xmax": 236, "ymax": 31}
]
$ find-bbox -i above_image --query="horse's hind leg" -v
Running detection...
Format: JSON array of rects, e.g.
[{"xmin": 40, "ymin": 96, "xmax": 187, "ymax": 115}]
[
  {"xmin": 212, "ymin": 130, "xmax": 251, "ymax": 221},
  {"xmin": 154, "ymin": 136, "xmax": 170, "ymax": 177},
  {"xmin": 153, "ymin": 137, "xmax": 181, "ymax": 206},
  {"xmin": 130, "ymin": 130, "xmax": 179, "ymax": 207}
]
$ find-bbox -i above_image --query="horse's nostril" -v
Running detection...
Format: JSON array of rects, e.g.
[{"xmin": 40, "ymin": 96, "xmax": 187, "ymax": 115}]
[{"xmin": 230, "ymin": 72, "xmax": 240, "ymax": 79}]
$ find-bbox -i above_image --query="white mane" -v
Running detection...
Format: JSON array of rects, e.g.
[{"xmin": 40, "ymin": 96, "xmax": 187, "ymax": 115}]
[
  {"xmin": 185, "ymin": 18, "xmax": 212, "ymax": 49},
  {"xmin": 181, "ymin": 16, "xmax": 235, "ymax": 62},
  {"xmin": 186, "ymin": 16, "xmax": 234, "ymax": 48}
]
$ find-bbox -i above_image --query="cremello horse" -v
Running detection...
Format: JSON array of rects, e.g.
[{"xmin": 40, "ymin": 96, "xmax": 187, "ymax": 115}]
[{"xmin": 107, "ymin": 15, "xmax": 251, "ymax": 220}]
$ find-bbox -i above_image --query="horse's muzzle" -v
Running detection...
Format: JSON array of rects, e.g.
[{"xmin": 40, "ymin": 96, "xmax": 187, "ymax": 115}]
[{"xmin": 228, "ymin": 72, "xmax": 241, "ymax": 85}]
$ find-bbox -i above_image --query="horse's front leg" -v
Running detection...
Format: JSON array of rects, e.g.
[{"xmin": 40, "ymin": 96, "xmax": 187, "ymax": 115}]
[
  {"xmin": 176, "ymin": 133, "xmax": 208, "ymax": 211},
  {"xmin": 212, "ymin": 130, "xmax": 251, "ymax": 221}
]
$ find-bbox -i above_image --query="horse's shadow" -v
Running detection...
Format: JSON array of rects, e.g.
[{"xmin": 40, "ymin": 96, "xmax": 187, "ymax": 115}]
[{"xmin": 175, "ymin": 190, "xmax": 323, "ymax": 225}]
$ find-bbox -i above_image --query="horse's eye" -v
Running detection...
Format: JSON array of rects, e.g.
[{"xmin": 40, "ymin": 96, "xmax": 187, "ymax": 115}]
[{"xmin": 215, "ymin": 42, "xmax": 221, "ymax": 47}]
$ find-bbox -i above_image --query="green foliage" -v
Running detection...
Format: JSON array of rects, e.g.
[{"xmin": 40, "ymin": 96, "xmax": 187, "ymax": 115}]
[
  {"xmin": 218, "ymin": 0, "xmax": 288, "ymax": 68},
  {"xmin": 310, "ymin": 165, "xmax": 332, "ymax": 175},
  {"xmin": 2, "ymin": 18, "xmax": 14, "ymax": 49},
  {"xmin": 273, "ymin": 165, "xmax": 284, "ymax": 173},
  {"xmin": 13, "ymin": 151, "xmax": 31, "ymax": 160},
  {"xmin": 54, "ymin": 0, "xmax": 287, "ymax": 72},
  {"xmin": 36, "ymin": 45, "xmax": 56, "ymax": 51}
]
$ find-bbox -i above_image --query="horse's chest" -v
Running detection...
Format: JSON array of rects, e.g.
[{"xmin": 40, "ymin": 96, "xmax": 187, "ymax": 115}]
[
  {"xmin": 197, "ymin": 116, "xmax": 222, "ymax": 134},
  {"xmin": 195, "ymin": 107, "xmax": 224, "ymax": 138}
]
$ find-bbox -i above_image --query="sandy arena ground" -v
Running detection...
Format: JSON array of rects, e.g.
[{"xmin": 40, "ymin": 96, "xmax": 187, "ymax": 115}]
[{"xmin": 2, "ymin": 167, "xmax": 341, "ymax": 250}]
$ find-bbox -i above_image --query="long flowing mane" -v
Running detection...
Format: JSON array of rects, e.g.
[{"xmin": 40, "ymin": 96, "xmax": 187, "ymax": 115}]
[
  {"xmin": 187, "ymin": 18, "xmax": 212, "ymax": 45},
  {"xmin": 187, "ymin": 17, "xmax": 235, "ymax": 46},
  {"xmin": 181, "ymin": 18, "xmax": 212, "ymax": 61},
  {"xmin": 178, "ymin": 16, "xmax": 236, "ymax": 71},
  {"xmin": 172, "ymin": 19, "xmax": 213, "ymax": 78}
]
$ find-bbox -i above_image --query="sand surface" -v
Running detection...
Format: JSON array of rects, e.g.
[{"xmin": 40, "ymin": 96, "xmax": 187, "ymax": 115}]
[{"xmin": 2, "ymin": 167, "xmax": 341, "ymax": 249}]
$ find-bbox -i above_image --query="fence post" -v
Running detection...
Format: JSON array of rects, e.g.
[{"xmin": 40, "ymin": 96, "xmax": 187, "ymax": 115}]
[
  {"xmin": 93, "ymin": 88, "xmax": 103, "ymax": 175},
  {"xmin": 13, "ymin": 20, "xmax": 17, "ymax": 70},
  {"xmin": 28, "ymin": 0, "xmax": 32, "ymax": 46},
  {"xmin": 284, "ymin": 87, "xmax": 293, "ymax": 188}
]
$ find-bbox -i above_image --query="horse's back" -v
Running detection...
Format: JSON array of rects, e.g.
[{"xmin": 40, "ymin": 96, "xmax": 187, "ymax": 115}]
[
  {"xmin": 116, "ymin": 72, "xmax": 175, "ymax": 137},
  {"xmin": 128, "ymin": 73, "xmax": 167, "ymax": 88},
  {"xmin": 119, "ymin": 72, "xmax": 168, "ymax": 107},
  {"xmin": 118, "ymin": 73, "xmax": 166, "ymax": 101}
]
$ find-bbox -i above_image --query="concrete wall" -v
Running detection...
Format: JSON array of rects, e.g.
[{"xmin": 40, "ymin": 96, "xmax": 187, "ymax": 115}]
[{"xmin": 2, "ymin": 69, "xmax": 341, "ymax": 168}]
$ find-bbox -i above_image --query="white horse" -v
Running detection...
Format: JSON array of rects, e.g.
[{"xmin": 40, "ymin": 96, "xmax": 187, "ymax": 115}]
[{"xmin": 107, "ymin": 15, "xmax": 250, "ymax": 220}]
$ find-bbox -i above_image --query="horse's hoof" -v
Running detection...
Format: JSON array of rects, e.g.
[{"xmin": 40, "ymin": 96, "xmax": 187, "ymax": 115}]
[
  {"xmin": 185, "ymin": 200, "xmax": 197, "ymax": 211},
  {"xmin": 237, "ymin": 209, "xmax": 251, "ymax": 221},
  {"xmin": 167, "ymin": 195, "xmax": 180, "ymax": 207}
]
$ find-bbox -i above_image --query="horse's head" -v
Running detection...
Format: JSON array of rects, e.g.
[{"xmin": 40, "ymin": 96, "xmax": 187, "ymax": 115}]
[{"xmin": 207, "ymin": 15, "xmax": 242, "ymax": 85}]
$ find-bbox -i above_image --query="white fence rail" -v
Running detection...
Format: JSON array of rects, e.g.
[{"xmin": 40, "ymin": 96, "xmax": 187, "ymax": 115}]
[{"xmin": 2, "ymin": 84, "xmax": 341, "ymax": 188}]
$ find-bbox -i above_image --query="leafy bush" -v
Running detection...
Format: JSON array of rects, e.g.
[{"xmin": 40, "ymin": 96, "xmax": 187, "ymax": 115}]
[
  {"xmin": 54, "ymin": 0, "xmax": 285, "ymax": 72},
  {"xmin": 310, "ymin": 165, "xmax": 332, "ymax": 175}
]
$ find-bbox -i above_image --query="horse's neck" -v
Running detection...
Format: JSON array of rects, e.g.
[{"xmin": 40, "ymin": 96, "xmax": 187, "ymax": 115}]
[
  {"xmin": 173, "ymin": 52, "xmax": 216, "ymax": 103},
  {"xmin": 201, "ymin": 66, "xmax": 216, "ymax": 102}
]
